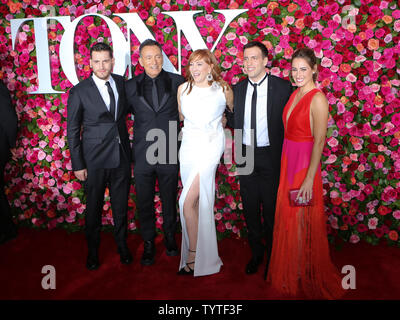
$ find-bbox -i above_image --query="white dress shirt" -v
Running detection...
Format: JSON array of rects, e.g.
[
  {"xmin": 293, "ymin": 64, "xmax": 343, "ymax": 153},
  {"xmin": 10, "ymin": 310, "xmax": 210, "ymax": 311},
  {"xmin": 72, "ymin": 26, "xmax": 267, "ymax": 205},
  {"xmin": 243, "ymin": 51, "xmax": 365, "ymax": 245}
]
[
  {"xmin": 243, "ymin": 74, "xmax": 270, "ymax": 147},
  {"xmin": 92, "ymin": 74, "xmax": 119, "ymax": 120}
]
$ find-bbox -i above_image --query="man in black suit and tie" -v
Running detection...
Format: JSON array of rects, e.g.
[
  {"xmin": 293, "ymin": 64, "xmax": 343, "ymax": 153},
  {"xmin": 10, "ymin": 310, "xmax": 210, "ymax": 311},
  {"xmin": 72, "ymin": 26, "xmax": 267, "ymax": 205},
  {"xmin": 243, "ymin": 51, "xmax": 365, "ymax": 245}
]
[
  {"xmin": 67, "ymin": 42, "xmax": 132, "ymax": 270},
  {"xmin": 0, "ymin": 80, "xmax": 18, "ymax": 245},
  {"xmin": 126, "ymin": 39, "xmax": 185, "ymax": 266},
  {"xmin": 227, "ymin": 41, "xmax": 292, "ymax": 275}
]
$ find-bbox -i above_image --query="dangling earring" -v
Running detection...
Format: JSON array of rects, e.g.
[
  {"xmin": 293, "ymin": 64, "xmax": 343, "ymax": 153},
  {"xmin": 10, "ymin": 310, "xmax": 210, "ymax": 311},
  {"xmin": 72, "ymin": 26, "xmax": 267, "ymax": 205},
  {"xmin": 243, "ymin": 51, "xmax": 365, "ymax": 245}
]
[{"xmin": 206, "ymin": 72, "xmax": 213, "ymax": 82}]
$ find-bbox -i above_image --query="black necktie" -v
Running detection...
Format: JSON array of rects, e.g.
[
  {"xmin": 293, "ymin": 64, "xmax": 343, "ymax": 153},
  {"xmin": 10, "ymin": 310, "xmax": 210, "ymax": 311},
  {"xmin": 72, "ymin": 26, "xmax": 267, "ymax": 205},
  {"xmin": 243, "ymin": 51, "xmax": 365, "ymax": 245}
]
[
  {"xmin": 250, "ymin": 74, "xmax": 268, "ymax": 147},
  {"xmin": 105, "ymin": 81, "xmax": 116, "ymax": 120},
  {"xmin": 152, "ymin": 78, "xmax": 159, "ymax": 111}
]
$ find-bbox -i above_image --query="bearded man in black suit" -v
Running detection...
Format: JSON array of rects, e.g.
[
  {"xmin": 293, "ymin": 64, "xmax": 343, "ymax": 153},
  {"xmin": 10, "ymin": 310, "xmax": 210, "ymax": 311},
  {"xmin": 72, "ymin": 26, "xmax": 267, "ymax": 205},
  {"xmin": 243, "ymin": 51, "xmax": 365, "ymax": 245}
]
[
  {"xmin": 125, "ymin": 39, "xmax": 185, "ymax": 266},
  {"xmin": 67, "ymin": 43, "xmax": 132, "ymax": 270}
]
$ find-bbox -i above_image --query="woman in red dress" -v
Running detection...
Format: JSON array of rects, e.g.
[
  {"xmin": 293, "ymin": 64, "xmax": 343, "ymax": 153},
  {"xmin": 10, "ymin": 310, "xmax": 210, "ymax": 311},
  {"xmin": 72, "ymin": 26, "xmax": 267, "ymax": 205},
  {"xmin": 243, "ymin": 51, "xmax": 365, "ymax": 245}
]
[{"xmin": 266, "ymin": 48, "xmax": 344, "ymax": 299}]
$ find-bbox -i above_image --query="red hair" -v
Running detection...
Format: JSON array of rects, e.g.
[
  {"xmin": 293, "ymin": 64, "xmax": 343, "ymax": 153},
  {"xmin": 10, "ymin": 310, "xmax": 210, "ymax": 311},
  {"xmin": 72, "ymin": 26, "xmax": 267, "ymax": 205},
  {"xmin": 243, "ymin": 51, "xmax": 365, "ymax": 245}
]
[{"xmin": 183, "ymin": 49, "xmax": 230, "ymax": 95}]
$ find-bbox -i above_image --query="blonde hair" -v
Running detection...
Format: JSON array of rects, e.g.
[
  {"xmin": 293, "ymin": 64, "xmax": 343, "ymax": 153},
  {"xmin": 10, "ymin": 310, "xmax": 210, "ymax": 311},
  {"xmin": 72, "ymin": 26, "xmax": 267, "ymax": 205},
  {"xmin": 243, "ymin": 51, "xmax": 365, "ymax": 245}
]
[{"xmin": 184, "ymin": 49, "xmax": 230, "ymax": 95}]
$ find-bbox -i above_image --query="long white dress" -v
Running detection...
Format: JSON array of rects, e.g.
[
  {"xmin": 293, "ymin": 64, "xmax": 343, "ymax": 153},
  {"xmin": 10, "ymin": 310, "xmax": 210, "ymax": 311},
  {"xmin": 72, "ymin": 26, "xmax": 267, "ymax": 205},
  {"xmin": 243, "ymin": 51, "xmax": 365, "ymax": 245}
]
[{"xmin": 178, "ymin": 82, "xmax": 226, "ymax": 276}]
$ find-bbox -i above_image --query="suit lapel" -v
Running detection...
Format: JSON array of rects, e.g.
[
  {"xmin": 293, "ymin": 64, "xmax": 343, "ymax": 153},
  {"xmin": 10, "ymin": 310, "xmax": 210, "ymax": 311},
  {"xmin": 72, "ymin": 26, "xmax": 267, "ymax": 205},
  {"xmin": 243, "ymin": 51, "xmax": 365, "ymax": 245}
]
[
  {"xmin": 237, "ymin": 80, "xmax": 248, "ymax": 130},
  {"xmin": 113, "ymin": 74, "xmax": 124, "ymax": 121},
  {"xmin": 267, "ymin": 76, "xmax": 273, "ymax": 129},
  {"xmin": 156, "ymin": 70, "xmax": 171, "ymax": 113}
]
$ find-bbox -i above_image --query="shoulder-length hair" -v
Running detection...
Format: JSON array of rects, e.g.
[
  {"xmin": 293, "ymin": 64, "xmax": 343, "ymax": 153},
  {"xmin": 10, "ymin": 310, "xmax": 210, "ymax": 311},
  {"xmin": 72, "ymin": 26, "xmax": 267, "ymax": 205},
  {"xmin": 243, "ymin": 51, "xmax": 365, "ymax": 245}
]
[{"xmin": 183, "ymin": 49, "xmax": 230, "ymax": 95}]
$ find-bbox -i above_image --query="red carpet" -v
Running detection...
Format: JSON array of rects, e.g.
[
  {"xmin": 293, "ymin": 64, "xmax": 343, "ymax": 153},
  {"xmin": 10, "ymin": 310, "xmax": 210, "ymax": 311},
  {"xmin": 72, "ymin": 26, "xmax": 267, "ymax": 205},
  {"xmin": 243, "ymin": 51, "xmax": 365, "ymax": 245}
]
[{"xmin": 1, "ymin": 227, "xmax": 400, "ymax": 300}]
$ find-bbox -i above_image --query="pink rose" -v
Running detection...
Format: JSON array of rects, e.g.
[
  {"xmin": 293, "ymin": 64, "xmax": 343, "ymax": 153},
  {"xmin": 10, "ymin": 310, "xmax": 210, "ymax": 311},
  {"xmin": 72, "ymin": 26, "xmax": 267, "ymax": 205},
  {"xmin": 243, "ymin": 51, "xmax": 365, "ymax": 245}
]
[
  {"xmin": 343, "ymin": 111, "xmax": 354, "ymax": 123},
  {"xmin": 391, "ymin": 114, "xmax": 400, "ymax": 126},
  {"xmin": 327, "ymin": 137, "xmax": 338, "ymax": 147},
  {"xmin": 349, "ymin": 235, "xmax": 360, "ymax": 244},
  {"xmin": 368, "ymin": 217, "xmax": 378, "ymax": 230},
  {"xmin": 330, "ymin": 190, "xmax": 339, "ymax": 198}
]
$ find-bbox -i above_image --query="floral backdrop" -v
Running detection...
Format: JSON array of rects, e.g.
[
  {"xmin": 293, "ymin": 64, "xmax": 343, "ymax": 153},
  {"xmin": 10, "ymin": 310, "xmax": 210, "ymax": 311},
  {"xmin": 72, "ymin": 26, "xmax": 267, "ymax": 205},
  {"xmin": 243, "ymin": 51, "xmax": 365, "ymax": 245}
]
[{"xmin": 1, "ymin": 0, "xmax": 399, "ymax": 246}]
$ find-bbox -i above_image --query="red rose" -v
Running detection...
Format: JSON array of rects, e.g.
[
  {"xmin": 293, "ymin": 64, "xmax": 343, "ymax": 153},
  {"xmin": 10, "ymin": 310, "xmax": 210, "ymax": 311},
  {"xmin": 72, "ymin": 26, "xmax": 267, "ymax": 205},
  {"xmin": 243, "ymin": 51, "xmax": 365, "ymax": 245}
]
[
  {"xmin": 359, "ymin": 5, "xmax": 369, "ymax": 14},
  {"xmin": 249, "ymin": 25, "xmax": 257, "ymax": 35},
  {"xmin": 331, "ymin": 197, "xmax": 342, "ymax": 205},
  {"xmin": 304, "ymin": 16, "xmax": 314, "ymax": 27},
  {"xmin": 0, "ymin": 6, "xmax": 7, "ymax": 15},
  {"xmin": 227, "ymin": 176, "xmax": 235, "ymax": 184},
  {"xmin": 361, "ymin": 112, "xmax": 370, "ymax": 120},
  {"xmin": 374, "ymin": 228, "xmax": 384, "ymax": 238},
  {"xmin": 215, "ymin": 200, "xmax": 225, "ymax": 210},
  {"xmin": 357, "ymin": 224, "xmax": 368, "ymax": 233},
  {"xmin": 205, "ymin": 5, "xmax": 214, "ymax": 14},
  {"xmin": 367, "ymin": 15, "xmax": 378, "ymax": 24},
  {"xmin": 389, "ymin": 231, "xmax": 398, "ymax": 241},
  {"xmin": 349, "ymin": 162, "xmax": 358, "ymax": 171},
  {"xmin": 350, "ymin": 106, "xmax": 358, "ymax": 114},
  {"xmin": 350, "ymin": 216, "xmax": 358, "ymax": 226},
  {"xmin": 216, "ymin": 222, "xmax": 226, "ymax": 233},
  {"xmin": 387, "ymin": 69, "xmax": 395, "ymax": 77},
  {"xmin": 390, "ymin": 139, "xmax": 399, "ymax": 147},
  {"xmin": 314, "ymin": 34, "xmax": 323, "ymax": 43},
  {"xmin": 273, "ymin": 8, "xmax": 281, "ymax": 16},
  {"xmin": 322, "ymin": 14, "xmax": 331, "ymax": 22},
  {"xmin": 378, "ymin": 205, "xmax": 390, "ymax": 216},
  {"xmin": 367, "ymin": 143, "xmax": 378, "ymax": 153},
  {"xmin": 342, "ymin": 215, "xmax": 351, "ymax": 225},
  {"xmin": 294, "ymin": 10, "xmax": 304, "ymax": 19},
  {"xmin": 72, "ymin": 181, "xmax": 82, "ymax": 191}
]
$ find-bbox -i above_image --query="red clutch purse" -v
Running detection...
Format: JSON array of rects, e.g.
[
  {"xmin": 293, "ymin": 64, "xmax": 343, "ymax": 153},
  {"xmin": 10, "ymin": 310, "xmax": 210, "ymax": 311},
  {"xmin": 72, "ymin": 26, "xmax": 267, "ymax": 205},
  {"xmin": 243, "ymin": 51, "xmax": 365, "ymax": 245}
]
[{"xmin": 289, "ymin": 189, "xmax": 313, "ymax": 207}]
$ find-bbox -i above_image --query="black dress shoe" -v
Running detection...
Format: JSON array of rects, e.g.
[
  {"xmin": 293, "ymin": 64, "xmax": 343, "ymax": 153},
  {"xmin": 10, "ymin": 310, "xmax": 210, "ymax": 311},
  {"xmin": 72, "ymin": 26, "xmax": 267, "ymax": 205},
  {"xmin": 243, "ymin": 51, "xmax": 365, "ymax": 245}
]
[
  {"xmin": 86, "ymin": 251, "xmax": 100, "ymax": 270},
  {"xmin": 141, "ymin": 240, "xmax": 155, "ymax": 266},
  {"xmin": 177, "ymin": 262, "xmax": 194, "ymax": 276},
  {"xmin": 0, "ymin": 229, "xmax": 17, "ymax": 245},
  {"xmin": 118, "ymin": 246, "xmax": 133, "ymax": 265},
  {"xmin": 245, "ymin": 256, "xmax": 263, "ymax": 275},
  {"xmin": 164, "ymin": 233, "xmax": 178, "ymax": 256}
]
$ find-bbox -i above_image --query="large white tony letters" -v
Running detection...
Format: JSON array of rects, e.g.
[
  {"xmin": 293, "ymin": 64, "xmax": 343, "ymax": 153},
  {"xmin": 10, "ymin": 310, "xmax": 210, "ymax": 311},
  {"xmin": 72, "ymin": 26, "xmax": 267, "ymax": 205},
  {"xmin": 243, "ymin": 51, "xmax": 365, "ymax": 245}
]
[{"xmin": 10, "ymin": 9, "xmax": 247, "ymax": 94}]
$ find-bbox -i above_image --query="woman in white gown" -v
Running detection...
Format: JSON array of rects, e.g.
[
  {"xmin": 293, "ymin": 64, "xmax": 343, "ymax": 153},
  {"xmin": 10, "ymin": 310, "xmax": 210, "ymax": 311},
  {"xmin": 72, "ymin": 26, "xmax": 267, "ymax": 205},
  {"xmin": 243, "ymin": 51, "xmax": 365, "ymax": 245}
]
[{"xmin": 177, "ymin": 49, "xmax": 234, "ymax": 276}]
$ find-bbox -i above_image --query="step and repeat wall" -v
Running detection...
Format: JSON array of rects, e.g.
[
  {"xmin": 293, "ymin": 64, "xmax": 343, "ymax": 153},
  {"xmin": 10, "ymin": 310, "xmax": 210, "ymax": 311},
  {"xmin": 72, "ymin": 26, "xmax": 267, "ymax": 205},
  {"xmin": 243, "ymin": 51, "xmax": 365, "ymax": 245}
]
[{"xmin": 1, "ymin": 0, "xmax": 399, "ymax": 245}]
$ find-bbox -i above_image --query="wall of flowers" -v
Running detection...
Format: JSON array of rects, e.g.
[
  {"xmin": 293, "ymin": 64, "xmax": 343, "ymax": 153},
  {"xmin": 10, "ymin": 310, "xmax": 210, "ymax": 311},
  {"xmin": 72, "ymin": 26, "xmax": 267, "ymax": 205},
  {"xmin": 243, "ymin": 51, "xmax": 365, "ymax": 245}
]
[{"xmin": 1, "ymin": 0, "xmax": 399, "ymax": 246}]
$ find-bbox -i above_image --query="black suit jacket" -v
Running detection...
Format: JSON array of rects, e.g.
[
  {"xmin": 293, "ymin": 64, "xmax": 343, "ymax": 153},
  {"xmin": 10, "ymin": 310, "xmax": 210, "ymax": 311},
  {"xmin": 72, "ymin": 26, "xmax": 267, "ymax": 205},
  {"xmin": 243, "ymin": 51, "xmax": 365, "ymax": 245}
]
[
  {"xmin": 229, "ymin": 74, "xmax": 292, "ymax": 172},
  {"xmin": 0, "ymin": 81, "xmax": 17, "ymax": 164},
  {"xmin": 125, "ymin": 70, "xmax": 185, "ymax": 173},
  {"xmin": 67, "ymin": 73, "xmax": 131, "ymax": 171}
]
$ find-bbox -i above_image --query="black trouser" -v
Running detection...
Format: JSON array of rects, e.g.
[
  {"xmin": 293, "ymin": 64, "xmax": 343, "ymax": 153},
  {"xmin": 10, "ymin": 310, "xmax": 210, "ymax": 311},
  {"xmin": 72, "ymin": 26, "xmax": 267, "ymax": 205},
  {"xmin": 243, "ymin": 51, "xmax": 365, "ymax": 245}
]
[
  {"xmin": 134, "ymin": 164, "xmax": 178, "ymax": 241},
  {"xmin": 0, "ymin": 158, "xmax": 16, "ymax": 235},
  {"xmin": 239, "ymin": 146, "xmax": 279, "ymax": 261},
  {"xmin": 84, "ymin": 145, "xmax": 131, "ymax": 251}
]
